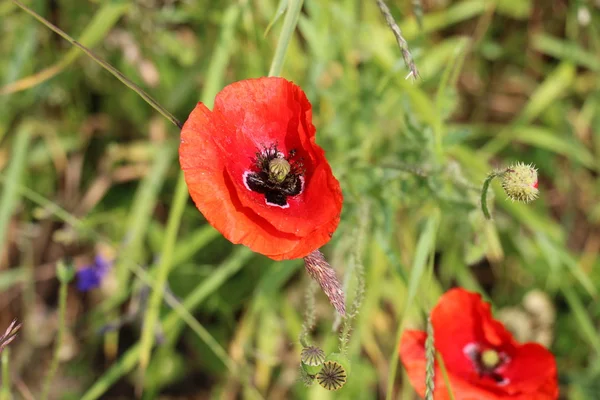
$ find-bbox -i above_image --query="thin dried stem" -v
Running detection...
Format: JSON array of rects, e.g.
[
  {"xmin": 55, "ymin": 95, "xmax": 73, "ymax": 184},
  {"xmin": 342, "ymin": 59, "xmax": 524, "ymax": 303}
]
[
  {"xmin": 10, "ymin": 0, "xmax": 183, "ymax": 129},
  {"xmin": 425, "ymin": 315, "xmax": 435, "ymax": 400},
  {"xmin": 303, "ymin": 250, "xmax": 346, "ymax": 316},
  {"xmin": 375, "ymin": 0, "xmax": 419, "ymax": 80},
  {"xmin": 411, "ymin": 0, "xmax": 424, "ymax": 30}
]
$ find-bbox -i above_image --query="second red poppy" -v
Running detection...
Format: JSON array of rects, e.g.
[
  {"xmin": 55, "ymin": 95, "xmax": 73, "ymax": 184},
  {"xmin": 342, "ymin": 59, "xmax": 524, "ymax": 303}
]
[{"xmin": 400, "ymin": 288, "xmax": 558, "ymax": 400}]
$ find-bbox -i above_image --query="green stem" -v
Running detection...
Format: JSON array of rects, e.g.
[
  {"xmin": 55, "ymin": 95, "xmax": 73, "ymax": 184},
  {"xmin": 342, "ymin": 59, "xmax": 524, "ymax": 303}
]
[
  {"xmin": 0, "ymin": 348, "xmax": 10, "ymax": 400},
  {"xmin": 41, "ymin": 276, "xmax": 69, "ymax": 400},
  {"xmin": 480, "ymin": 171, "xmax": 502, "ymax": 219},
  {"xmin": 299, "ymin": 280, "xmax": 317, "ymax": 348},
  {"xmin": 137, "ymin": 3, "xmax": 241, "ymax": 394},
  {"xmin": 137, "ymin": 174, "xmax": 187, "ymax": 379},
  {"xmin": 437, "ymin": 353, "xmax": 456, "ymax": 400},
  {"xmin": 268, "ymin": 0, "xmax": 304, "ymax": 77},
  {"xmin": 0, "ymin": 123, "xmax": 31, "ymax": 263},
  {"xmin": 386, "ymin": 212, "xmax": 440, "ymax": 400},
  {"xmin": 10, "ymin": 0, "xmax": 182, "ymax": 129}
]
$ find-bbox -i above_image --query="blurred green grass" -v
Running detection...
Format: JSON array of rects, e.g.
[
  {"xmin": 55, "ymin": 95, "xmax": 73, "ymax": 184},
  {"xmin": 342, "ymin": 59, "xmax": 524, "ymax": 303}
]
[{"xmin": 1, "ymin": 0, "xmax": 600, "ymax": 399}]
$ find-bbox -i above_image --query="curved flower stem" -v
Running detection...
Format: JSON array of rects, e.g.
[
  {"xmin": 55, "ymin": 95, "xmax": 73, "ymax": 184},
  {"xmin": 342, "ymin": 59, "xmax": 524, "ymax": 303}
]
[
  {"xmin": 481, "ymin": 170, "xmax": 502, "ymax": 219},
  {"xmin": 10, "ymin": 0, "xmax": 183, "ymax": 129},
  {"xmin": 41, "ymin": 270, "xmax": 69, "ymax": 400},
  {"xmin": 268, "ymin": 0, "xmax": 304, "ymax": 77}
]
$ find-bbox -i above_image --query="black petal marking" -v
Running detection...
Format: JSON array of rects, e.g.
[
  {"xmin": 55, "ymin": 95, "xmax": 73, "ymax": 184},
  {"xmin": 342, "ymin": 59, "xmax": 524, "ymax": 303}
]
[{"xmin": 244, "ymin": 171, "xmax": 303, "ymax": 208}]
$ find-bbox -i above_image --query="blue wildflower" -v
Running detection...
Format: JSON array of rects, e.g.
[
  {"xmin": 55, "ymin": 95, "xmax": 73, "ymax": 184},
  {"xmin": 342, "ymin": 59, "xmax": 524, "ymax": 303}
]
[{"xmin": 76, "ymin": 255, "xmax": 111, "ymax": 291}]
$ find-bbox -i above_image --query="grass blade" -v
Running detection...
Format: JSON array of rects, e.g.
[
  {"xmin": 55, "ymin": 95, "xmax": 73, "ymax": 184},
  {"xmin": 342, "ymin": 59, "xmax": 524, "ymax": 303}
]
[
  {"xmin": 10, "ymin": 0, "xmax": 182, "ymax": 129},
  {"xmin": 81, "ymin": 248, "xmax": 254, "ymax": 400},
  {"xmin": 137, "ymin": 174, "xmax": 187, "ymax": 383},
  {"xmin": 386, "ymin": 209, "xmax": 440, "ymax": 400},
  {"xmin": 268, "ymin": 0, "xmax": 304, "ymax": 77},
  {"xmin": 0, "ymin": 2, "xmax": 130, "ymax": 95},
  {"xmin": 0, "ymin": 124, "xmax": 32, "ymax": 262},
  {"xmin": 137, "ymin": 2, "xmax": 241, "ymax": 393},
  {"xmin": 481, "ymin": 62, "xmax": 576, "ymax": 157},
  {"xmin": 106, "ymin": 144, "xmax": 176, "ymax": 312}
]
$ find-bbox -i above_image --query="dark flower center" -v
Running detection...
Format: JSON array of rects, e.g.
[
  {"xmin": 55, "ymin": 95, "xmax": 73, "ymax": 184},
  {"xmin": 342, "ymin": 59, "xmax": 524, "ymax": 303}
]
[
  {"xmin": 464, "ymin": 344, "xmax": 510, "ymax": 385},
  {"xmin": 244, "ymin": 144, "xmax": 305, "ymax": 208}
]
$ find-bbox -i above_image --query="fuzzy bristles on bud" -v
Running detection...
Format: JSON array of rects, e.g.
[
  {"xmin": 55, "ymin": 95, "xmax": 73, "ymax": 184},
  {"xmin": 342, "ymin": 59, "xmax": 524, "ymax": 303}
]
[
  {"xmin": 501, "ymin": 163, "xmax": 539, "ymax": 203},
  {"xmin": 303, "ymin": 250, "xmax": 346, "ymax": 316}
]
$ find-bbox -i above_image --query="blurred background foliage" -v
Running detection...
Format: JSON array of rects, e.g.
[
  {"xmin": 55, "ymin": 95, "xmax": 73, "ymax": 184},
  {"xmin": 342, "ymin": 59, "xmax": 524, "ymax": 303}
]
[{"xmin": 1, "ymin": 0, "xmax": 600, "ymax": 398}]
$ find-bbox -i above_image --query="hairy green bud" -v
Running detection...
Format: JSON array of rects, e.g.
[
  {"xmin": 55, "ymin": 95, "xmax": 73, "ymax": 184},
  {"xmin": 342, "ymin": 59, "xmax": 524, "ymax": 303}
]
[{"xmin": 501, "ymin": 162, "xmax": 539, "ymax": 203}]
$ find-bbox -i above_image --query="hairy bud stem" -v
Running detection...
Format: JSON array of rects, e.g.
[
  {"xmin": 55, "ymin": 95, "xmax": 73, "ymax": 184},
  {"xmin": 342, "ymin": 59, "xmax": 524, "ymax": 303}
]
[{"xmin": 303, "ymin": 250, "xmax": 346, "ymax": 316}]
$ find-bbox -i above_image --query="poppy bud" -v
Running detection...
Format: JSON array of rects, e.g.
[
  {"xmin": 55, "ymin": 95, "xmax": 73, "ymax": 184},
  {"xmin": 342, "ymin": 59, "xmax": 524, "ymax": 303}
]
[
  {"xmin": 501, "ymin": 162, "xmax": 539, "ymax": 203},
  {"xmin": 301, "ymin": 346, "xmax": 326, "ymax": 375},
  {"xmin": 268, "ymin": 157, "xmax": 291, "ymax": 183}
]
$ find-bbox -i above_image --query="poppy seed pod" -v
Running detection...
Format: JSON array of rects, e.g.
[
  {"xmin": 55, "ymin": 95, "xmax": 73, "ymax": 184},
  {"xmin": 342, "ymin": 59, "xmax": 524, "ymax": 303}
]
[
  {"xmin": 316, "ymin": 361, "xmax": 347, "ymax": 391},
  {"xmin": 301, "ymin": 345, "xmax": 326, "ymax": 376},
  {"xmin": 481, "ymin": 349, "xmax": 501, "ymax": 369},
  {"xmin": 501, "ymin": 162, "xmax": 539, "ymax": 203},
  {"xmin": 269, "ymin": 157, "xmax": 291, "ymax": 183}
]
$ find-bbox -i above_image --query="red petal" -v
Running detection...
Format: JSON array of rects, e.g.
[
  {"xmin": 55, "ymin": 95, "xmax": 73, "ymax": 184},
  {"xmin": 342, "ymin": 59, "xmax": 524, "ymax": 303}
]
[
  {"xmin": 212, "ymin": 77, "xmax": 341, "ymax": 237},
  {"xmin": 399, "ymin": 330, "xmax": 429, "ymax": 397},
  {"xmin": 400, "ymin": 330, "xmax": 506, "ymax": 400},
  {"xmin": 180, "ymin": 103, "xmax": 298, "ymax": 257},
  {"xmin": 179, "ymin": 78, "xmax": 343, "ymax": 260},
  {"xmin": 401, "ymin": 288, "xmax": 559, "ymax": 400},
  {"xmin": 431, "ymin": 289, "xmax": 516, "ymax": 382},
  {"xmin": 497, "ymin": 343, "xmax": 558, "ymax": 398}
]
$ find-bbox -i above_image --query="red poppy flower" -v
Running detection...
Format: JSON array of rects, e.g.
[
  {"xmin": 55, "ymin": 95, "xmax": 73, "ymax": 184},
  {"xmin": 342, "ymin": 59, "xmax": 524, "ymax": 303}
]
[
  {"xmin": 399, "ymin": 288, "xmax": 558, "ymax": 400},
  {"xmin": 179, "ymin": 77, "xmax": 343, "ymax": 261}
]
